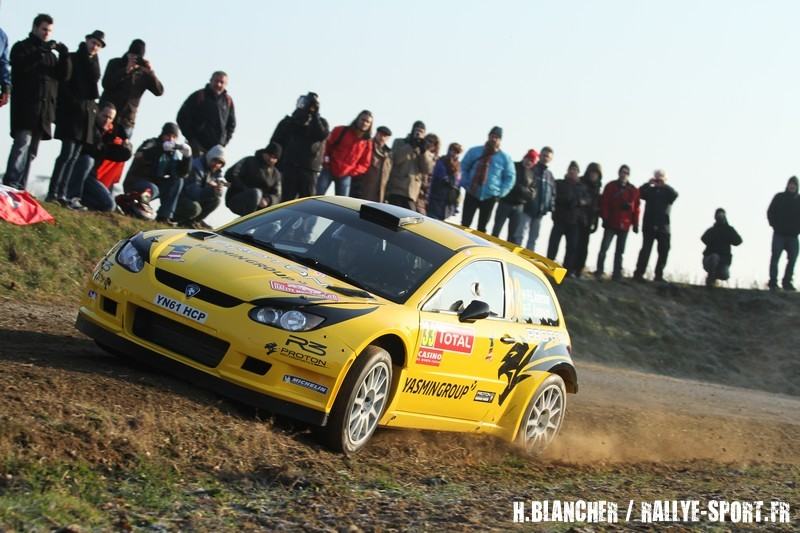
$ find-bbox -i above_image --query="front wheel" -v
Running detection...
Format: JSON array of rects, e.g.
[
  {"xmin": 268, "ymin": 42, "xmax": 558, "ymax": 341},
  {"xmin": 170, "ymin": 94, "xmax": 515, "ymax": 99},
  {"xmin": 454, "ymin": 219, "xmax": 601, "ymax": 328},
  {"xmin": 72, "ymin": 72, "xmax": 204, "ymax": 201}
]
[
  {"xmin": 516, "ymin": 374, "xmax": 567, "ymax": 454},
  {"xmin": 322, "ymin": 346, "xmax": 393, "ymax": 454}
]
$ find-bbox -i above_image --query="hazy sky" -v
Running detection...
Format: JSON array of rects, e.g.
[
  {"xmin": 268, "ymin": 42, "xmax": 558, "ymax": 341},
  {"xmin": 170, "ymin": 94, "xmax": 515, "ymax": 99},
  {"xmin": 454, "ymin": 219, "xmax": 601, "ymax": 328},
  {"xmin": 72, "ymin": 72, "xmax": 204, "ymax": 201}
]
[{"xmin": 2, "ymin": 1, "xmax": 798, "ymax": 286}]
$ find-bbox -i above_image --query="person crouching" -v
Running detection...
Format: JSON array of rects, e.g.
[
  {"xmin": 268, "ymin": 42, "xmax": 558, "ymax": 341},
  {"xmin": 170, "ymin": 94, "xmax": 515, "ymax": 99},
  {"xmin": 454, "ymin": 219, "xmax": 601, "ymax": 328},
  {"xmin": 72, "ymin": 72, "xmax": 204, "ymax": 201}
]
[{"xmin": 225, "ymin": 142, "xmax": 282, "ymax": 216}]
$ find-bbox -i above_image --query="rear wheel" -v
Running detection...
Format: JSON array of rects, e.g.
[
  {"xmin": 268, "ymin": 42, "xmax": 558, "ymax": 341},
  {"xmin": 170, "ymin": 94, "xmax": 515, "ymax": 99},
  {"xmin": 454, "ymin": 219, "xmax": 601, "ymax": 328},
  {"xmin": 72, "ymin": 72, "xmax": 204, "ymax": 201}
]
[
  {"xmin": 322, "ymin": 346, "xmax": 392, "ymax": 454},
  {"xmin": 516, "ymin": 374, "xmax": 566, "ymax": 454}
]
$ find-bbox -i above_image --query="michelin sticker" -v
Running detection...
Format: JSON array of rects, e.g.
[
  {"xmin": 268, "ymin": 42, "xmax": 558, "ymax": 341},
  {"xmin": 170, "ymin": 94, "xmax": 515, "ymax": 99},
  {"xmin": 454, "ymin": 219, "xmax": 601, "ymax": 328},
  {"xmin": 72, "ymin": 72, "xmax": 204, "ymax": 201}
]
[{"xmin": 283, "ymin": 374, "xmax": 328, "ymax": 395}]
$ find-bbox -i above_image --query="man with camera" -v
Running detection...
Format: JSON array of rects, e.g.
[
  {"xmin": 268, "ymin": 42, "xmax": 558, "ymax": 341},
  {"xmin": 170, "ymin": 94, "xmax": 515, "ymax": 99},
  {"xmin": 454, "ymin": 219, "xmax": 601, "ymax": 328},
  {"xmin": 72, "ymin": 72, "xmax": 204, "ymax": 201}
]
[
  {"xmin": 3, "ymin": 13, "xmax": 70, "ymax": 191},
  {"xmin": 100, "ymin": 39, "xmax": 164, "ymax": 139},
  {"xmin": 177, "ymin": 71, "xmax": 236, "ymax": 157},
  {"xmin": 385, "ymin": 121, "xmax": 437, "ymax": 211},
  {"xmin": 595, "ymin": 164, "xmax": 640, "ymax": 281},
  {"xmin": 271, "ymin": 92, "xmax": 329, "ymax": 201},
  {"xmin": 122, "ymin": 122, "xmax": 192, "ymax": 226},
  {"xmin": 633, "ymin": 169, "xmax": 679, "ymax": 282},
  {"xmin": 174, "ymin": 145, "xmax": 227, "ymax": 229}
]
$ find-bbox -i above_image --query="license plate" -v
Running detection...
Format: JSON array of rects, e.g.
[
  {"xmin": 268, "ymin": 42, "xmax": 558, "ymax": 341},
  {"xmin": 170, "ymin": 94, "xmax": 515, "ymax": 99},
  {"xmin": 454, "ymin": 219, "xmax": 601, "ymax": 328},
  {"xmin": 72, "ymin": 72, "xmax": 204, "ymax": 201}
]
[{"xmin": 153, "ymin": 293, "xmax": 208, "ymax": 324}]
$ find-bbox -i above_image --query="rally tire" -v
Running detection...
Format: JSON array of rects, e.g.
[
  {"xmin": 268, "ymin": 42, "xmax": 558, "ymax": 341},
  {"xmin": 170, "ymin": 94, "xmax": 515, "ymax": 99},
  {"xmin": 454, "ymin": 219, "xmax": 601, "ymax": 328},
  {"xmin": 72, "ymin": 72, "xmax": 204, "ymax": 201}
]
[
  {"xmin": 515, "ymin": 374, "xmax": 567, "ymax": 455},
  {"xmin": 322, "ymin": 346, "xmax": 393, "ymax": 455}
]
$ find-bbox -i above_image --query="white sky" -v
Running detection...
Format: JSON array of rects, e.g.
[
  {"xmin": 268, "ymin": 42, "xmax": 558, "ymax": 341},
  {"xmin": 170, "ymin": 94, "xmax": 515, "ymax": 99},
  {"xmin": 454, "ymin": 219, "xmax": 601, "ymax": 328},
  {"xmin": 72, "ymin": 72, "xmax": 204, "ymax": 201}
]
[{"xmin": 2, "ymin": 1, "xmax": 799, "ymax": 286}]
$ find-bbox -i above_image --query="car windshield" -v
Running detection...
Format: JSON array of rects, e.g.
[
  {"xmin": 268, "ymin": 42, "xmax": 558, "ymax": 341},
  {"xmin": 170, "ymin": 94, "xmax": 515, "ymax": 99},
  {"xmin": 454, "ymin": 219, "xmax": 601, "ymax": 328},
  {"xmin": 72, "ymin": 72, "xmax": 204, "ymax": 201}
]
[{"xmin": 220, "ymin": 199, "xmax": 454, "ymax": 303}]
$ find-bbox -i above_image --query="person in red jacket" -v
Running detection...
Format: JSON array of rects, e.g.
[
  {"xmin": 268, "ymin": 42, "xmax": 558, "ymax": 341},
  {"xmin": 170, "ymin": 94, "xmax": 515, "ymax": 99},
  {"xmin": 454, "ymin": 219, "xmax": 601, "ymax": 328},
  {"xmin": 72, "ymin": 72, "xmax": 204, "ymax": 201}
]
[
  {"xmin": 316, "ymin": 110, "xmax": 373, "ymax": 196},
  {"xmin": 595, "ymin": 164, "xmax": 640, "ymax": 281}
]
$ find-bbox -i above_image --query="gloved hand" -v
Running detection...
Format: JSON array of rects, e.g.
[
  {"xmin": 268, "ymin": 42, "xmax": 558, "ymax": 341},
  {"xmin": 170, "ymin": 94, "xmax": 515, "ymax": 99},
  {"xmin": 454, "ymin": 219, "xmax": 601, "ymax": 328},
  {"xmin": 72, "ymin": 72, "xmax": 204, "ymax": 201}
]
[
  {"xmin": 176, "ymin": 143, "xmax": 192, "ymax": 158},
  {"xmin": 55, "ymin": 42, "xmax": 69, "ymax": 55},
  {"xmin": 162, "ymin": 140, "xmax": 176, "ymax": 153}
]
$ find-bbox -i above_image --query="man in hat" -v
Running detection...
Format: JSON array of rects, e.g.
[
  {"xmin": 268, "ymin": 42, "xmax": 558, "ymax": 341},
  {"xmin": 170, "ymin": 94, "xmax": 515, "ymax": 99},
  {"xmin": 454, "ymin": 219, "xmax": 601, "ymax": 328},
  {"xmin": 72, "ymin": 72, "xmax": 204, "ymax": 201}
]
[
  {"xmin": 351, "ymin": 125, "xmax": 392, "ymax": 202},
  {"xmin": 177, "ymin": 71, "xmax": 236, "ymax": 156},
  {"xmin": 225, "ymin": 142, "xmax": 282, "ymax": 216},
  {"xmin": 633, "ymin": 169, "xmax": 679, "ymax": 282},
  {"xmin": 122, "ymin": 122, "xmax": 193, "ymax": 225},
  {"xmin": 100, "ymin": 38, "xmax": 163, "ymax": 139},
  {"xmin": 3, "ymin": 13, "xmax": 70, "ymax": 191},
  {"xmin": 767, "ymin": 176, "xmax": 800, "ymax": 291},
  {"xmin": 271, "ymin": 92, "xmax": 330, "ymax": 201},
  {"xmin": 47, "ymin": 30, "xmax": 105, "ymax": 204},
  {"xmin": 175, "ymin": 145, "xmax": 227, "ymax": 228},
  {"xmin": 385, "ymin": 120, "xmax": 436, "ymax": 211},
  {"xmin": 701, "ymin": 208, "xmax": 743, "ymax": 287},
  {"xmin": 459, "ymin": 126, "xmax": 516, "ymax": 232}
]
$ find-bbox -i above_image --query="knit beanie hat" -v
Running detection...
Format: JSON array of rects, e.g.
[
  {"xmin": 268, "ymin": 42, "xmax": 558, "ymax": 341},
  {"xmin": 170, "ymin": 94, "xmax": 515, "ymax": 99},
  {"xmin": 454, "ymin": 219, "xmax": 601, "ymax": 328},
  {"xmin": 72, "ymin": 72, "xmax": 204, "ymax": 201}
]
[
  {"xmin": 489, "ymin": 126, "xmax": 503, "ymax": 139},
  {"xmin": 160, "ymin": 122, "xmax": 179, "ymax": 137},
  {"xmin": 128, "ymin": 39, "xmax": 146, "ymax": 56},
  {"xmin": 206, "ymin": 145, "xmax": 226, "ymax": 166},
  {"xmin": 265, "ymin": 142, "xmax": 282, "ymax": 159},
  {"xmin": 412, "ymin": 120, "xmax": 426, "ymax": 131}
]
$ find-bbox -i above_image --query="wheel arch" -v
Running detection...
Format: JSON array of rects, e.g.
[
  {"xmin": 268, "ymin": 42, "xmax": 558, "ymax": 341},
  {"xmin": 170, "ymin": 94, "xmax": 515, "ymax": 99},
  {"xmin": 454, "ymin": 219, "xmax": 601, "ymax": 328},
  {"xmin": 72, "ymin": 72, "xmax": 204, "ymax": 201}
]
[
  {"xmin": 365, "ymin": 333, "xmax": 407, "ymax": 369},
  {"xmin": 547, "ymin": 362, "xmax": 578, "ymax": 394}
]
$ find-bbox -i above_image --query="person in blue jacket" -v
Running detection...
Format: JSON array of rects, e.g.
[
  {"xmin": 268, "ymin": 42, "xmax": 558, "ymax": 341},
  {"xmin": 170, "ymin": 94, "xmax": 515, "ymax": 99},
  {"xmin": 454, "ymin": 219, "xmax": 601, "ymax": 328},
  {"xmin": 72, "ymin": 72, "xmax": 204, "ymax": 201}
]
[{"xmin": 459, "ymin": 126, "xmax": 516, "ymax": 233}]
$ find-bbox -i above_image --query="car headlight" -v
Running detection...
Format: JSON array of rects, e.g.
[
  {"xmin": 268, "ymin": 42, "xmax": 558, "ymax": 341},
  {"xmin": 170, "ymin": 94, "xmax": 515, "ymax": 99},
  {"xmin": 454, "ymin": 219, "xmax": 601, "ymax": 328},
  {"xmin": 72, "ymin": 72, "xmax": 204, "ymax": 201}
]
[
  {"xmin": 249, "ymin": 307, "xmax": 325, "ymax": 331},
  {"xmin": 116, "ymin": 240, "xmax": 145, "ymax": 273}
]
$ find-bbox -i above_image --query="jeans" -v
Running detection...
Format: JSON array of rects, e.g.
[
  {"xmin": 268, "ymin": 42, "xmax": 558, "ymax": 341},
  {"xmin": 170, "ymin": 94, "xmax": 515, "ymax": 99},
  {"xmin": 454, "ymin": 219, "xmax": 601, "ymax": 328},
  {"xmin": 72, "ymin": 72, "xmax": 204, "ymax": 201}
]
[
  {"xmin": 547, "ymin": 222, "xmax": 580, "ymax": 273},
  {"xmin": 574, "ymin": 224, "xmax": 593, "ymax": 276},
  {"xmin": 129, "ymin": 178, "xmax": 184, "ymax": 219},
  {"xmin": 524, "ymin": 214, "xmax": 545, "ymax": 252},
  {"xmin": 281, "ymin": 167, "xmax": 318, "ymax": 201},
  {"xmin": 227, "ymin": 187, "xmax": 263, "ymax": 216},
  {"xmin": 769, "ymin": 232, "xmax": 799, "ymax": 287},
  {"xmin": 634, "ymin": 228, "xmax": 671, "ymax": 279},
  {"xmin": 315, "ymin": 168, "xmax": 351, "ymax": 196},
  {"xmin": 48, "ymin": 140, "xmax": 82, "ymax": 199},
  {"xmin": 703, "ymin": 253, "xmax": 730, "ymax": 282},
  {"xmin": 65, "ymin": 154, "xmax": 96, "ymax": 199},
  {"xmin": 3, "ymin": 130, "xmax": 40, "ymax": 190},
  {"xmin": 81, "ymin": 176, "xmax": 115, "ymax": 212},
  {"xmin": 175, "ymin": 182, "xmax": 221, "ymax": 222},
  {"xmin": 461, "ymin": 194, "xmax": 497, "ymax": 233},
  {"xmin": 596, "ymin": 228, "xmax": 629, "ymax": 278},
  {"xmin": 491, "ymin": 202, "xmax": 526, "ymax": 244}
]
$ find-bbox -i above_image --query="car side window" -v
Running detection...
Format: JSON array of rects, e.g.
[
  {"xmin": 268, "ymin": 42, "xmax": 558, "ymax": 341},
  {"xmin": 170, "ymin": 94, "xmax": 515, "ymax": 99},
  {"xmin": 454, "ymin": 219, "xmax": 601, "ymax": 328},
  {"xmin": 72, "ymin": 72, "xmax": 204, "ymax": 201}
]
[
  {"xmin": 508, "ymin": 264, "xmax": 560, "ymax": 326},
  {"xmin": 423, "ymin": 260, "xmax": 505, "ymax": 317}
]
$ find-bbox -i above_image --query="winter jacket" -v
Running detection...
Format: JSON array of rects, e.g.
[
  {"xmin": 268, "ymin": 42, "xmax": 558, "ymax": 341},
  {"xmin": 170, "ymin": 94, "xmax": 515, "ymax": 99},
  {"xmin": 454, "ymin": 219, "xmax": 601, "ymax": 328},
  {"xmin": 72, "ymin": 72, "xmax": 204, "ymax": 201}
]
[
  {"xmin": 352, "ymin": 142, "xmax": 392, "ymax": 202},
  {"xmin": 501, "ymin": 161, "xmax": 536, "ymax": 206},
  {"xmin": 186, "ymin": 156, "xmax": 223, "ymax": 189},
  {"xmin": 639, "ymin": 182, "xmax": 679, "ymax": 233},
  {"xmin": 100, "ymin": 55, "xmax": 163, "ymax": 131},
  {"xmin": 82, "ymin": 122, "xmax": 131, "ymax": 162},
  {"xmin": 8, "ymin": 33, "xmax": 70, "ymax": 139},
  {"xmin": 271, "ymin": 109, "xmax": 329, "ymax": 173},
  {"xmin": 701, "ymin": 222, "xmax": 742, "ymax": 264},
  {"xmin": 459, "ymin": 147, "xmax": 515, "ymax": 202},
  {"xmin": 0, "ymin": 28, "xmax": 10, "ymax": 94},
  {"xmin": 123, "ymin": 137, "xmax": 192, "ymax": 190},
  {"xmin": 525, "ymin": 162, "xmax": 556, "ymax": 218},
  {"xmin": 767, "ymin": 188, "xmax": 800, "ymax": 237},
  {"xmin": 427, "ymin": 158, "xmax": 461, "ymax": 220},
  {"xmin": 415, "ymin": 167, "xmax": 433, "ymax": 215},
  {"xmin": 324, "ymin": 126, "xmax": 372, "ymax": 178},
  {"xmin": 386, "ymin": 138, "xmax": 436, "ymax": 202},
  {"xmin": 600, "ymin": 179, "xmax": 640, "ymax": 231},
  {"xmin": 225, "ymin": 150, "xmax": 282, "ymax": 208},
  {"xmin": 176, "ymin": 85, "xmax": 236, "ymax": 153},
  {"xmin": 552, "ymin": 178, "xmax": 591, "ymax": 226},
  {"xmin": 55, "ymin": 42, "xmax": 100, "ymax": 144},
  {"xmin": 580, "ymin": 174, "xmax": 602, "ymax": 230}
]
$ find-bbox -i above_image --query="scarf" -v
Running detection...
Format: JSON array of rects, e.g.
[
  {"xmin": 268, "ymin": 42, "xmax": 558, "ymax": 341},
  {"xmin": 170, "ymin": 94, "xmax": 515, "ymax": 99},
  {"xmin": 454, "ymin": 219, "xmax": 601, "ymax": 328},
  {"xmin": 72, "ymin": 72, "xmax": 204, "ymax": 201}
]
[{"xmin": 470, "ymin": 142, "xmax": 498, "ymax": 195}]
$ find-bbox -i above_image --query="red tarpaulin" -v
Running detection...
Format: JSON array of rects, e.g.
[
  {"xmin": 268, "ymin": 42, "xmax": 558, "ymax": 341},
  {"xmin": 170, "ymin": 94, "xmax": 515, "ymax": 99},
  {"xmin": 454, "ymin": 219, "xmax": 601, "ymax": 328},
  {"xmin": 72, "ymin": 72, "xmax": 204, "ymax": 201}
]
[{"xmin": 0, "ymin": 185, "xmax": 55, "ymax": 225}]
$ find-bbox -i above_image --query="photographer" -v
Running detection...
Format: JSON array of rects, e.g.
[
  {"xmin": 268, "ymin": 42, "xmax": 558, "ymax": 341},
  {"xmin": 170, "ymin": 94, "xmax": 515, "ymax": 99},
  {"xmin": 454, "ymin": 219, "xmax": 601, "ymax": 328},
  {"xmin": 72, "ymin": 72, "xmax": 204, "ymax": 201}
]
[
  {"xmin": 174, "ymin": 145, "xmax": 227, "ymax": 229},
  {"xmin": 3, "ymin": 13, "xmax": 70, "ymax": 191},
  {"xmin": 633, "ymin": 169, "xmax": 679, "ymax": 282},
  {"xmin": 271, "ymin": 92, "xmax": 329, "ymax": 201},
  {"xmin": 225, "ymin": 142, "xmax": 282, "ymax": 216},
  {"xmin": 122, "ymin": 122, "xmax": 192, "ymax": 225},
  {"xmin": 595, "ymin": 164, "xmax": 640, "ymax": 281},
  {"xmin": 100, "ymin": 39, "xmax": 163, "ymax": 139},
  {"xmin": 701, "ymin": 208, "xmax": 743, "ymax": 288},
  {"xmin": 385, "ymin": 121, "xmax": 436, "ymax": 211}
]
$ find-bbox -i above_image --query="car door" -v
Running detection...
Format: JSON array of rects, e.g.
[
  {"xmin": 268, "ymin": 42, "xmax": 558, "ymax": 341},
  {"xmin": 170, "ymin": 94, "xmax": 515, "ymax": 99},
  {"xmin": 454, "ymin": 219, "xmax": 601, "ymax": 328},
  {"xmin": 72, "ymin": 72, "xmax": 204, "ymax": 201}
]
[{"xmin": 396, "ymin": 259, "xmax": 510, "ymax": 422}]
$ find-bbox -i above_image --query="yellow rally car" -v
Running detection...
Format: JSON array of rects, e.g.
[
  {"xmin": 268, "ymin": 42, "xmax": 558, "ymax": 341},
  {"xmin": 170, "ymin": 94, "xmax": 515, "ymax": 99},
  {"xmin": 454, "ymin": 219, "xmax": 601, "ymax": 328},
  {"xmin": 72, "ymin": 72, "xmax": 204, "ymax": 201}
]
[{"xmin": 76, "ymin": 197, "xmax": 577, "ymax": 454}]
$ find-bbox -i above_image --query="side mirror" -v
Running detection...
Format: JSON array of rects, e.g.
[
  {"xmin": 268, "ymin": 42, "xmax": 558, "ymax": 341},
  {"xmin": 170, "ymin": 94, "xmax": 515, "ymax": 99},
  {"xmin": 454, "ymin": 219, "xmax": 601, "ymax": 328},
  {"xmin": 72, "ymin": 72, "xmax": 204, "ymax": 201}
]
[{"xmin": 458, "ymin": 300, "xmax": 491, "ymax": 323}]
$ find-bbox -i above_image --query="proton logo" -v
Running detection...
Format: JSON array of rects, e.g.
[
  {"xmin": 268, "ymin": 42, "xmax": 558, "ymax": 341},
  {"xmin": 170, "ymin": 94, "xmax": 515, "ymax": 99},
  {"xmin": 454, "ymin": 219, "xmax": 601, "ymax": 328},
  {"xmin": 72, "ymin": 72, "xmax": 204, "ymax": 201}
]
[{"xmin": 185, "ymin": 284, "xmax": 201, "ymax": 298}]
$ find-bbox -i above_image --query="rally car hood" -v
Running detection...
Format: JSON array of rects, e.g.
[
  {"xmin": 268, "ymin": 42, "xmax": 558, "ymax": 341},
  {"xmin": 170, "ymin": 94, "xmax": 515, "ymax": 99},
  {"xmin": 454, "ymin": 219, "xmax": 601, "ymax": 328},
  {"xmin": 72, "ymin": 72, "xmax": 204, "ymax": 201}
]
[{"xmin": 145, "ymin": 231, "xmax": 381, "ymax": 305}]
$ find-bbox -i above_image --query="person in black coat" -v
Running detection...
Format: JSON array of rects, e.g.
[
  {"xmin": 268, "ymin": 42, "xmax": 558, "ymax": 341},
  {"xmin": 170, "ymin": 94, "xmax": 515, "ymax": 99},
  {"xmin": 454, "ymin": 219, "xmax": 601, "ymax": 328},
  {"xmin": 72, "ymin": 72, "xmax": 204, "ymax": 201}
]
[
  {"xmin": 271, "ymin": 92, "xmax": 330, "ymax": 201},
  {"xmin": 492, "ymin": 149, "xmax": 538, "ymax": 245},
  {"xmin": 100, "ymin": 39, "xmax": 163, "ymax": 139},
  {"xmin": 767, "ymin": 176, "xmax": 800, "ymax": 290},
  {"xmin": 633, "ymin": 169, "xmax": 679, "ymax": 282},
  {"xmin": 3, "ymin": 14, "xmax": 70, "ymax": 191},
  {"xmin": 176, "ymin": 71, "xmax": 236, "ymax": 156},
  {"xmin": 701, "ymin": 208, "xmax": 743, "ymax": 287},
  {"xmin": 547, "ymin": 161, "xmax": 591, "ymax": 275},
  {"xmin": 225, "ymin": 142, "xmax": 283, "ymax": 216},
  {"xmin": 47, "ymin": 31, "xmax": 105, "ymax": 203},
  {"xmin": 573, "ymin": 162, "xmax": 603, "ymax": 278}
]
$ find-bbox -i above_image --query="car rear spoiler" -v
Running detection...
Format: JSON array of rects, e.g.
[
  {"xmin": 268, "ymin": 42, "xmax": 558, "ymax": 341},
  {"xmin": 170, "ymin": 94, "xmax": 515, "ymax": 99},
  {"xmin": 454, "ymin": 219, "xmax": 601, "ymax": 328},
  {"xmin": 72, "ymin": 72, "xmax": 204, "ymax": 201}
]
[{"xmin": 448, "ymin": 224, "xmax": 568, "ymax": 285}]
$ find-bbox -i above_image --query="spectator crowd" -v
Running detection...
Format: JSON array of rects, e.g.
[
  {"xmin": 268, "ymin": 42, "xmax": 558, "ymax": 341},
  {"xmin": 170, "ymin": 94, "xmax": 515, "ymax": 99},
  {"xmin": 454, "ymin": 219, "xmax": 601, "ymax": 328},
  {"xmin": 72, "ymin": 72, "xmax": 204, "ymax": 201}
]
[{"xmin": 1, "ymin": 13, "xmax": 799, "ymax": 290}]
